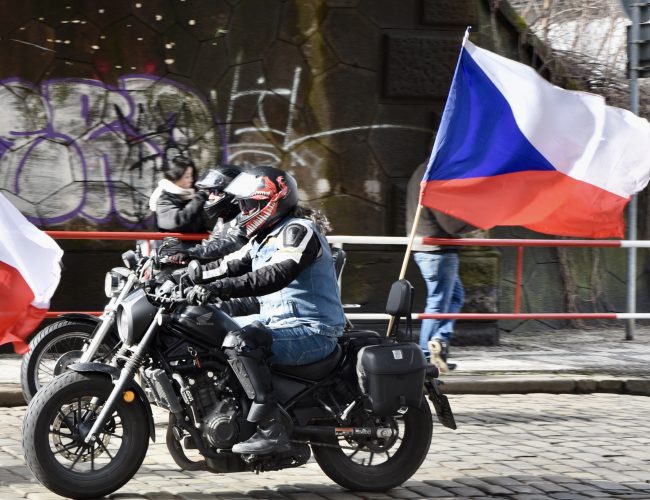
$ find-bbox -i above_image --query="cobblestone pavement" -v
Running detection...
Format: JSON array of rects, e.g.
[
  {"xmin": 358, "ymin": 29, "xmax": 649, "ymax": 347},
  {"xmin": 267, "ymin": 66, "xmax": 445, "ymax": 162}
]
[{"xmin": 3, "ymin": 394, "xmax": 650, "ymax": 499}]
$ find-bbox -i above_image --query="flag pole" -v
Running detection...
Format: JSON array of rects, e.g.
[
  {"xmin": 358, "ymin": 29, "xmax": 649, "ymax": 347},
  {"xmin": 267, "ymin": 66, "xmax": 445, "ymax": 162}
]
[
  {"xmin": 386, "ymin": 202, "xmax": 423, "ymax": 336},
  {"xmin": 386, "ymin": 27, "xmax": 470, "ymax": 337}
]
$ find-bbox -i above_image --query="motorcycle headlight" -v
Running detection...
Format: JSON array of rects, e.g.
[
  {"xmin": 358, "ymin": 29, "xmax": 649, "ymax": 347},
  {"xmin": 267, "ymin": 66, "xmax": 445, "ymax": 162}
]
[
  {"xmin": 116, "ymin": 289, "xmax": 158, "ymax": 346},
  {"xmin": 117, "ymin": 307, "xmax": 131, "ymax": 344},
  {"xmin": 104, "ymin": 270, "xmax": 127, "ymax": 298}
]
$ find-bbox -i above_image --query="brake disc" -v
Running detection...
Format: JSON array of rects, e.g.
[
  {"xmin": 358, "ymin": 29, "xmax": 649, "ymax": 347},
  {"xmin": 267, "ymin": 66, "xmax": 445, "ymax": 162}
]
[{"xmin": 52, "ymin": 401, "xmax": 113, "ymax": 461}]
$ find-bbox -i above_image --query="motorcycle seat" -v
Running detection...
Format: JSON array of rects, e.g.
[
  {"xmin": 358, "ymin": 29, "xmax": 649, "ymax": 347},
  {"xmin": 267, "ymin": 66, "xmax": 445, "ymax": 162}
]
[{"xmin": 272, "ymin": 344, "xmax": 342, "ymax": 380}]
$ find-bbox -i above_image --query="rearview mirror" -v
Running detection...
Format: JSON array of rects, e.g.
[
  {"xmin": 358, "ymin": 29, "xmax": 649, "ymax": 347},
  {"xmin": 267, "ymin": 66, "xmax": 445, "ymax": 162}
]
[
  {"xmin": 187, "ymin": 260, "xmax": 203, "ymax": 284},
  {"xmin": 122, "ymin": 250, "xmax": 138, "ymax": 270}
]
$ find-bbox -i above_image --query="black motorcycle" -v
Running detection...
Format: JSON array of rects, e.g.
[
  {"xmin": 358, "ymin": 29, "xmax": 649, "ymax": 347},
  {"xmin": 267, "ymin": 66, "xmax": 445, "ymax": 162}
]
[{"xmin": 21, "ymin": 274, "xmax": 456, "ymax": 499}]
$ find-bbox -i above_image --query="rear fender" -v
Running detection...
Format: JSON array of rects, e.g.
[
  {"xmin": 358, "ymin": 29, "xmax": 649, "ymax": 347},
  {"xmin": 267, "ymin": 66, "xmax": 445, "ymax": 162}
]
[{"xmin": 68, "ymin": 362, "xmax": 156, "ymax": 442}]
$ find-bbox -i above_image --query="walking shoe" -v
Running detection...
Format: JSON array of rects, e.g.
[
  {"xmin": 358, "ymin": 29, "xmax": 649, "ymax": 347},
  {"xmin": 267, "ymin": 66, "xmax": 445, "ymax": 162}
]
[{"xmin": 428, "ymin": 339, "xmax": 449, "ymax": 373}]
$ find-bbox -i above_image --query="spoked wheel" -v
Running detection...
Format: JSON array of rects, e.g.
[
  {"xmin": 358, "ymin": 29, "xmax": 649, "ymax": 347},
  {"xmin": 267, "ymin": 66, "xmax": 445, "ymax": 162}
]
[
  {"xmin": 312, "ymin": 399, "xmax": 433, "ymax": 492},
  {"xmin": 21, "ymin": 320, "xmax": 117, "ymax": 402},
  {"xmin": 22, "ymin": 371, "xmax": 150, "ymax": 499}
]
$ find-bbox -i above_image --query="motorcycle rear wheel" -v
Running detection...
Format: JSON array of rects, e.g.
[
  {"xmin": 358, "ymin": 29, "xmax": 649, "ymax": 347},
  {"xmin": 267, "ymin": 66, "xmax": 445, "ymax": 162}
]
[
  {"xmin": 312, "ymin": 399, "xmax": 433, "ymax": 492},
  {"xmin": 20, "ymin": 320, "xmax": 116, "ymax": 402},
  {"xmin": 22, "ymin": 371, "xmax": 150, "ymax": 499}
]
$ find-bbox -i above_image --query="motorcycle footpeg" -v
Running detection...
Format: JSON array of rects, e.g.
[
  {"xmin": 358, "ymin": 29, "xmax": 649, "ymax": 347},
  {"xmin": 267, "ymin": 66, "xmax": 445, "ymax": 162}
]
[{"xmin": 425, "ymin": 380, "xmax": 457, "ymax": 430}]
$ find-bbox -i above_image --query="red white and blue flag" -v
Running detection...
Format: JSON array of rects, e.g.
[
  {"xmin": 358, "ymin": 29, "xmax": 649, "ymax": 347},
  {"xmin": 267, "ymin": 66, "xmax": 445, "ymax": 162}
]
[
  {"xmin": 421, "ymin": 32, "xmax": 650, "ymax": 238},
  {"xmin": 0, "ymin": 193, "xmax": 62, "ymax": 354}
]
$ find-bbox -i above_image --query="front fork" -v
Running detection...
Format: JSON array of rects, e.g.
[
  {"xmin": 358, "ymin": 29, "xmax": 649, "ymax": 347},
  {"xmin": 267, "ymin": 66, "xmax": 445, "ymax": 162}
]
[
  {"xmin": 80, "ymin": 274, "xmax": 138, "ymax": 363},
  {"xmin": 83, "ymin": 306, "xmax": 164, "ymax": 444}
]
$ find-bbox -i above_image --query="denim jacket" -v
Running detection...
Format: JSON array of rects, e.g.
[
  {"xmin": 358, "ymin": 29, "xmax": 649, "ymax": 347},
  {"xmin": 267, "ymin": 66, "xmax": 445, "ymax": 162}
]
[{"xmin": 250, "ymin": 217, "xmax": 345, "ymax": 336}]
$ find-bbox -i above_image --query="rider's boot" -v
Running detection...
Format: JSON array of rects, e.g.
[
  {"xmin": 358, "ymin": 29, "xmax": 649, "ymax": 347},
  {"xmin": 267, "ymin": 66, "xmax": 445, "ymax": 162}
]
[
  {"xmin": 223, "ymin": 322, "xmax": 291, "ymax": 455},
  {"xmin": 232, "ymin": 407, "xmax": 290, "ymax": 455}
]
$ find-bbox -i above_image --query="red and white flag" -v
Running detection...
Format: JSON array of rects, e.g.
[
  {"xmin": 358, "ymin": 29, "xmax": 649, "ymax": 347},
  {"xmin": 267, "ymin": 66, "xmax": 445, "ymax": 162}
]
[{"xmin": 0, "ymin": 193, "xmax": 63, "ymax": 354}]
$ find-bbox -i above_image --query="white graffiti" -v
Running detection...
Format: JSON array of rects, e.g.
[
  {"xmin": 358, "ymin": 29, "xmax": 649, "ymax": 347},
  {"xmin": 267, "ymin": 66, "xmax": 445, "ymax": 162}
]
[{"xmin": 0, "ymin": 63, "xmax": 432, "ymax": 225}]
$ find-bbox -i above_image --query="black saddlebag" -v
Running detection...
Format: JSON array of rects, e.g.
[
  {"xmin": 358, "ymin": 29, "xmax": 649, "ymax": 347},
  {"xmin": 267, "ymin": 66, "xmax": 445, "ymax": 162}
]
[{"xmin": 356, "ymin": 342, "xmax": 427, "ymax": 416}]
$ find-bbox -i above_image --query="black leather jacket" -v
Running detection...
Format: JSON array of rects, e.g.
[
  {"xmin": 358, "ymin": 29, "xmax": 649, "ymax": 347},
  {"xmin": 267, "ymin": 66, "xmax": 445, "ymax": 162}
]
[{"xmin": 187, "ymin": 220, "xmax": 248, "ymax": 261}]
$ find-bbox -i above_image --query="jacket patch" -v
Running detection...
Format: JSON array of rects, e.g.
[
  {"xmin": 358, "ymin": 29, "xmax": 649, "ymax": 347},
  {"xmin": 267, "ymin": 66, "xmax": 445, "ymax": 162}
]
[{"xmin": 284, "ymin": 223, "xmax": 309, "ymax": 248}]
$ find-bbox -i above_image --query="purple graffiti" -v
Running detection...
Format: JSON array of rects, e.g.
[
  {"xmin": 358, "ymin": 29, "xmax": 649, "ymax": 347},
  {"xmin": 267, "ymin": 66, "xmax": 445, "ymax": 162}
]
[{"xmin": 0, "ymin": 75, "xmax": 223, "ymax": 226}]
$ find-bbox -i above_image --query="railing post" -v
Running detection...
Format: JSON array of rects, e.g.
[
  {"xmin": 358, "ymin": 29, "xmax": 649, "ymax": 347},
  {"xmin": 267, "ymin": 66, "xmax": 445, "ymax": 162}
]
[{"xmin": 514, "ymin": 246, "xmax": 523, "ymax": 314}]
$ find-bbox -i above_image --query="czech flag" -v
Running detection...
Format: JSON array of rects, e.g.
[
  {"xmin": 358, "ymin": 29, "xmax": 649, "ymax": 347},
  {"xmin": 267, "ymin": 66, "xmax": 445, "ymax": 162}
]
[
  {"xmin": 0, "ymin": 193, "xmax": 62, "ymax": 354},
  {"xmin": 421, "ymin": 32, "xmax": 650, "ymax": 238}
]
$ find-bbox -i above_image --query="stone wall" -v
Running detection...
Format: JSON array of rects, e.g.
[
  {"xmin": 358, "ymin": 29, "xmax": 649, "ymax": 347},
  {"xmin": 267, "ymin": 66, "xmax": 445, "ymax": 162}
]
[{"xmin": 0, "ymin": 0, "xmax": 638, "ymax": 340}]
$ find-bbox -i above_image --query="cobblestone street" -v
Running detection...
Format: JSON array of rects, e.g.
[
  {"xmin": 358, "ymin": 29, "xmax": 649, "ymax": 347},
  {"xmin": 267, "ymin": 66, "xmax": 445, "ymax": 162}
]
[{"xmin": 3, "ymin": 394, "xmax": 650, "ymax": 499}]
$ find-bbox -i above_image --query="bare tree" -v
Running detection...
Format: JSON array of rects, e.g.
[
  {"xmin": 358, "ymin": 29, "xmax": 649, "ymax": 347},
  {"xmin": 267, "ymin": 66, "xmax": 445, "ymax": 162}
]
[{"xmin": 510, "ymin": 0, "xmax": 650, "ymax": 116}]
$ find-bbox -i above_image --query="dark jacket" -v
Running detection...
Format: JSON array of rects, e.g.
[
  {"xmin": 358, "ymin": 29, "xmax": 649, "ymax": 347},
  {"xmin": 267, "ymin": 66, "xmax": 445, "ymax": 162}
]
[
  {"xmin": 187, "ymin": 219, "xmax": 249, "ymax": 261},
  {"xmin": 406, "ymin": 162, "xmax": 476, "ymax": 251},
  {"xmin": 155, "ymin": 191, "xmax": 208, "ymax": 234}
]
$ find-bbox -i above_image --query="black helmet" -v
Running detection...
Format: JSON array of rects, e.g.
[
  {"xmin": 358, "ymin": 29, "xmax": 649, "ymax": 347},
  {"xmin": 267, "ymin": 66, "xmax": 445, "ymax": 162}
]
[
  {"xmin": 225, "ymin": 166, "xmax": 298, "ymax": 237},
  {"xmin": 196, "ymin": 165, "xmax": 242, "ymax": 221}
]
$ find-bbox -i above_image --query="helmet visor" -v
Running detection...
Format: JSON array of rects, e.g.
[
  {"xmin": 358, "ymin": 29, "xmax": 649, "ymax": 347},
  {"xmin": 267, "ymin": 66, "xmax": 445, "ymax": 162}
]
[
  {"xmin": 195, "ymin": 170, "xmax": 224, "ymax": 191},
  {"xmin": 224, "ymin": 172, "xmax": 260, "ymax": 199}
]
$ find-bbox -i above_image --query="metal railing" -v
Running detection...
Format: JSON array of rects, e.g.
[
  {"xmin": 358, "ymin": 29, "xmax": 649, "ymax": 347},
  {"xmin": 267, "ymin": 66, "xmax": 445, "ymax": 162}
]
[{"xmin": 44, "ymin": 231, "xmax": 650, "ymax": 321}]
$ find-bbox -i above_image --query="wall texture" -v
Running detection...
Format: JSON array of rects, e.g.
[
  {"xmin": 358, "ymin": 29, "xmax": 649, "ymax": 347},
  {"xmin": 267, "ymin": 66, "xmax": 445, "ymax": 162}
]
[{"xmin": 0, "ymin": 0, "xmax": 640, "ymax": 336}]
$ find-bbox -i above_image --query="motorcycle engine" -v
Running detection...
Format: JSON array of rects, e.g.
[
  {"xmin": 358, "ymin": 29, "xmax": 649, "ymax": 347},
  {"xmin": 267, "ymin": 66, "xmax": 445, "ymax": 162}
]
[{"xmin": 202, "ymin": 398, "xmax": 239, "ymax": 449}]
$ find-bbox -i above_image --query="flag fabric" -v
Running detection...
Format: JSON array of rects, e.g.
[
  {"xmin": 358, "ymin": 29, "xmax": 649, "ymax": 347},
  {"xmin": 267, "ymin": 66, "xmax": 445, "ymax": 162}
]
[
  {"xmin": 421, "ymin": 34, "xmax": 650, "ymax": 238},
  {"xmin": 0, "ymin": 193, "xmax": 63, "ymax": 354}
]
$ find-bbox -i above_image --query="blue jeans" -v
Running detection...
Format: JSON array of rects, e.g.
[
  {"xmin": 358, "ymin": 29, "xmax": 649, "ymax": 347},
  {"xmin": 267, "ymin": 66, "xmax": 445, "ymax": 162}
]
[
  {"xmin": 413, "ymin": 251, "xmax": 464, "ymax": 356},
  {"xmin": 234, "ymin": 315, "xmax": 340, "ymax": 365}
]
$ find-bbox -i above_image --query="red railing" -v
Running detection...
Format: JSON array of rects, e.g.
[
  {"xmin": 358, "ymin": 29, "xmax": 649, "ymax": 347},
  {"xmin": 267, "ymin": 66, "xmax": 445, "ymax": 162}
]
[{"xmin": 44, "ymin": 231, "xmax": 645, "ymax": 321}]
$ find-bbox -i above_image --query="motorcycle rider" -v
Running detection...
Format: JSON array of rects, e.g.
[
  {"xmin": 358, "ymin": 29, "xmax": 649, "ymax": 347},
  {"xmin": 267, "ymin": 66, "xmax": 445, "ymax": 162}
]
[
  {"xmin": 185, "ymin": 166, "xmax": 346, "ymax": 455},
  {"xmin": 159, "ymin": 164, "xmax": 259, "ymax": 317},
  {"xmin": 160, "ymin": 165, "xmax": 248, "ymax": 263}
]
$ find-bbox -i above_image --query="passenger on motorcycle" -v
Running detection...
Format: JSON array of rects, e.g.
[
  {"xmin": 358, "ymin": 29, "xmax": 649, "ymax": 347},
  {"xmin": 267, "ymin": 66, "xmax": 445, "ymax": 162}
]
[{"xmin": 186, "ymin": 166, "xmax": 346, "ymax": 455}]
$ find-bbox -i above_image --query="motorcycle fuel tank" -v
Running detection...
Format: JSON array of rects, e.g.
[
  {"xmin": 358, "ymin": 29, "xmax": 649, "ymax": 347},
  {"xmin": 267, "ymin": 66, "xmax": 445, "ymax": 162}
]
[{"xmin": 169, "ymin": 305, "xmax": 240, "ymax": 347}]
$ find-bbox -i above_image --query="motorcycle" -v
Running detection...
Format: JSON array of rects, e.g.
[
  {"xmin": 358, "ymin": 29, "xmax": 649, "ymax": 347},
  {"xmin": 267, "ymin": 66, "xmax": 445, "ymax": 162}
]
[
  {"xmin": 21, "ymin": 273, "xmax": 456, "ymax": 499},
  {"xmin": 20, "ymin": 243, "xmax": 348, "ymax": 402},
  {"xmin": 20, "ymin": 245, "xmax": 158, "ymax": 402}
]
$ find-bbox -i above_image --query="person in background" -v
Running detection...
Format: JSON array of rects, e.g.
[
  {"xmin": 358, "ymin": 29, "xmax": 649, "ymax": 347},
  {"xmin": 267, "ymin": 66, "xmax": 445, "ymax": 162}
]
[
  {"xmin": 148, "ymin": 155, "xmax": 209, "ymax": 236},
  {"xmin": 406, "ymin": 161, "xmax": 474, "ymax": 373}
]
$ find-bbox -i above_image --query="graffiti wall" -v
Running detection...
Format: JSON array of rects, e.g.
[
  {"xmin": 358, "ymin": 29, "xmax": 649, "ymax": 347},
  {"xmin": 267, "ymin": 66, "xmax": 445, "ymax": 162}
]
[
  {"xmin": 0, "ymin": 76, "xmax": 219, "ymax": 225},
  {"xmin": 5, "ymin": 0, "xmax": 617, "ymax": 337},
  {"xmin": 0, "ymin": 0, "xmax": 471, "ymax": 233}
]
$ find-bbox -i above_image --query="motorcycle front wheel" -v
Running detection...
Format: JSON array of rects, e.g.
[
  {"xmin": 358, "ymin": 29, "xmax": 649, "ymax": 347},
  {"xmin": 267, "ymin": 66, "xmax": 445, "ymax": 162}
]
[
  {"xmin": 312, "ymin": 398, "xmax": 433, "ymax": 492},
  {"xmin": 20, "ymin": 320, "xmax": 116, "ymax": 402},
  {"xmin": 22, "ymin": 371, "xmax": 150, "ymax": 500}
]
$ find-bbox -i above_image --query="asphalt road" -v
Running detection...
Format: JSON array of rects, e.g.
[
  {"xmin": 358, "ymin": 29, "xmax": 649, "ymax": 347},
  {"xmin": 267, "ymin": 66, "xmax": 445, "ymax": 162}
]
[{"xmin": 3, "ymin": 394, "xmax": 650, "ymax": 499}]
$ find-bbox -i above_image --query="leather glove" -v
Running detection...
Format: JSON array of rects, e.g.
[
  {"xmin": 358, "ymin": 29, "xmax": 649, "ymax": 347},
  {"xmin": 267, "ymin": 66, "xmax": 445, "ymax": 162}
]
[
  {"xmin": 186, "ymin": 285, "xmax": 213, "ymax": 306},
  {"xmin": 168, "ymin": 252, "xmax": 188, "ymax": 265},
  {"xmin": 159, "ymin": 237, "xmax": 186, "ymax": 257},
  {"xmin": 186, "ymin": 281, "xmax": 229, "ymax": 305}
]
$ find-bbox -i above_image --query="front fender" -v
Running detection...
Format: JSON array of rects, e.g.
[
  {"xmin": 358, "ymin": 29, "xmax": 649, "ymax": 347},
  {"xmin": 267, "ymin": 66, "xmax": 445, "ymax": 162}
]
[
  {"xmin": 59, "ymin": 313, "xmax": 103, "ymax": 326},
  {"xmin": 68, "ymin": 362, "xmax": 156, "ymax": 442}
]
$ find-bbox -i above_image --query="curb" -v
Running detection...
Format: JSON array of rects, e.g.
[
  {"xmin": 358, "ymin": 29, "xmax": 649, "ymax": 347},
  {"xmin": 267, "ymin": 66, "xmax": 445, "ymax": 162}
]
[
  {"xmin": 0, "ymin": 385, "xmax": 25, "ymax": 407},
  {"xmin": 441, "ymin": 375, "xmax": 650, "ymax": 395},
  {"xmin": 1, "ymin": 376, "xmax": 650, "ymax": 407}
]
